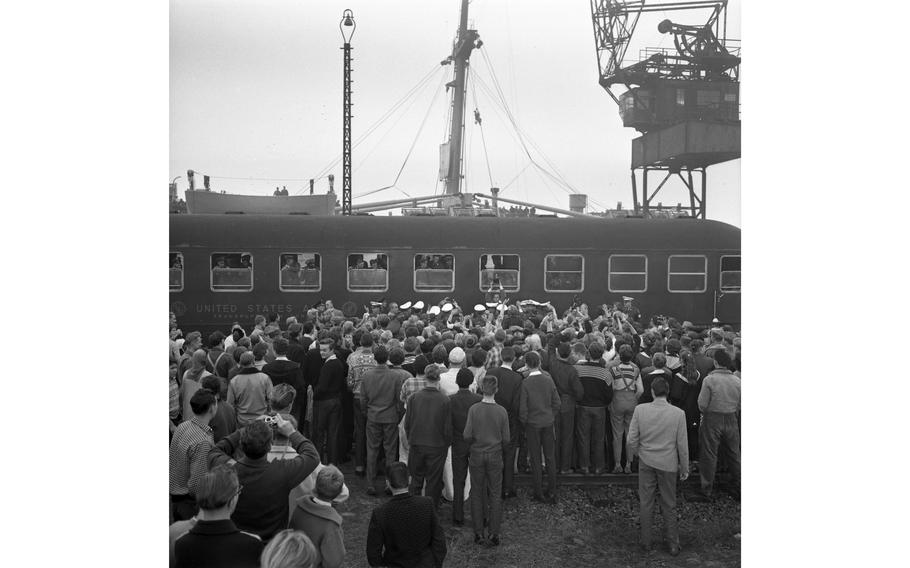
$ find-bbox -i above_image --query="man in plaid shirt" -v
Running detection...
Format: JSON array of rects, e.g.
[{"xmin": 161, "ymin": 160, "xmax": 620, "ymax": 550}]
[
  {"xmin": 396, "ymin": 354, "xmax": 430, "ymax": 463},
  {"xmin": 347, "ymin": 333, "xmax": 378, "ymax": 477},
  {"xmin": 399, "ymin": 355, "xmax": 430, "ymax": 407},
  {"xmin": 169, "ymin": 389, "xmax": 218, "ymax": 520},
  {"xmin": 484, "ymin": 329, "xmax": 507, "ymax": 370}
]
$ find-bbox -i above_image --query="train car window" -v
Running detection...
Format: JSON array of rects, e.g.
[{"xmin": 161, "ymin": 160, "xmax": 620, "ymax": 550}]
[
  {"xmin": 279, "ymin": 253, "xmax": 321, "ymax": 292},
  {"xmin": 348, "ymin": 253, "xmax": 389, "ymax": 292},
  {"xmin": 720, "ymin": 255, "xmax": 741, "ymax": 293},
  {"xmin": 608, "ymin": 255, "xmax": 647, "ymax": 293},
  {"xmin": 479, "ymin": 254, "xmax": 520, "ymax": 293},
  {"xmin": 667, "ymin": 255, "xmax": 707, "ymax": 293},
  {"xmin": 414, "ymin": 254, "xmax": 454, "ymax": 292},
  {"xmin": 211, "ymin": 253, "xmax": 253, "ymax": 292},
  {"xmin": 544, "ymin": 255, "xmax": 583, "ymax": 292},
  {"xmin": 170, "ymin": 252, "xmax": 184, "ymax": 292}
]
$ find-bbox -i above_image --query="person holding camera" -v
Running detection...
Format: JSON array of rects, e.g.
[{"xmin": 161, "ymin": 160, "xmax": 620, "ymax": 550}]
[{"xmin": 208, "ymin": 413, "xmax": 319, "ymax": 542}]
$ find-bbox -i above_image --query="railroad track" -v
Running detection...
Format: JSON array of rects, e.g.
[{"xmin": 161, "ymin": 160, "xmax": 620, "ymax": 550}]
[
  {"xmin": 336, "ymin": 462, "xmax": 725, "ymax": 489},
  {"xmin": 509, "ymin": 472, "xmax": 718, "ymax": 488}
]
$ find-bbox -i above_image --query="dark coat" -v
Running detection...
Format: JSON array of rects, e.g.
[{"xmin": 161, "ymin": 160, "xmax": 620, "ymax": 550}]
[
  {"xmin": 366, "ymin": 494, "xmax": 447, "ymax": 568},
  {"xmin": 639, "ymin": 367, "xmax": 675, "ymax": 405},
  {"xmin": 209, "ymin": 400, "xmax": 238, "ymax": 444},
  {"xmin": 263, "ymin": 358, "xmax": 304, "ymax": 393},
  {"xmin": 208, "ymin": 430, "xmax": 320, "ymax": 541},
  {"xmin": 486, "ymin": 366, "xmax": 524, "ymax": 423},
  {"xmin": 174, "ymin": 519, "xmax": 263, "ymax": 568}
]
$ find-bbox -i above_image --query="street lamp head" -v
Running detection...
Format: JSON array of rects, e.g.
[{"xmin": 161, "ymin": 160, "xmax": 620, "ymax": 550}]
[{"xmin": 340, "ymin": 9, "xmax": 355, "ymax": 44}]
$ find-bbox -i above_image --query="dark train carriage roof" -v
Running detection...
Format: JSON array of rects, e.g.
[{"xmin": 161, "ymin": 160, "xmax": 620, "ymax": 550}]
[{"xmin": 169, "ymin": 215, "xmax": 740, "ymax": 251}]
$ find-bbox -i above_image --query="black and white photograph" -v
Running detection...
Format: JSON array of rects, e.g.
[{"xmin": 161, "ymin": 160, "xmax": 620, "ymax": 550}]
[
  {"xmin": 167, "ymin": 0, "xmax": 741, "ymax": 566},
  {"xmin": 9, "ymin": 0, "xmax": 910, "ymax": 565}
]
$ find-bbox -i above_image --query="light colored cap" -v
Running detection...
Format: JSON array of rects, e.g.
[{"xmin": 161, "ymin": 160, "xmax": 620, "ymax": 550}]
[{"xmin": 448, "ymin": 346, "xmax": 466, "ymax": 364}]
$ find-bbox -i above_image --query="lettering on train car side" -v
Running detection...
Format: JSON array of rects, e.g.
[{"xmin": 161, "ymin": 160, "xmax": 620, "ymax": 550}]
[
  {"xmin": 246, "ymin": 304, "xmax": 294, "ymax": 314},
  {"xmin": 195, "ymin": 304, "xmax": 240, "ymax": 313},
  {"xmin": 193, "ymin": 304, "xmax": 295, "ymax": 316}
]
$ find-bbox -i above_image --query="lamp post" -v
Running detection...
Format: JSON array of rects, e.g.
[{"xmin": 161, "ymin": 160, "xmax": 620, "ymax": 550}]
[{"xmin": 340, "ymin": 9, "xmax": 355, "ymax": 216}]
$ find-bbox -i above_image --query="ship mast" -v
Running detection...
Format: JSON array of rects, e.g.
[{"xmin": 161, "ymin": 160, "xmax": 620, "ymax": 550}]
[{"xmin": 443, "ymin": 0, "xmax": 482, "ymax": 196}]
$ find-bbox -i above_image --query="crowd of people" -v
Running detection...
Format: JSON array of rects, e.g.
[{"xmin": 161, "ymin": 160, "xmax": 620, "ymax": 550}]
[{"xmin": 169, "ymin": 297, "xmax": 741, "ymax": 566}]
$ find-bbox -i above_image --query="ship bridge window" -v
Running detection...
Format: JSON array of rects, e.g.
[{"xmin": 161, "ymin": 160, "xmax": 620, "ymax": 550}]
[
  {"xmin": 170, "ymin": 252, "xmax": 184, "ymax": 292},
  {"xmin": 479, "ymin": 254, "xmax": 520, "ymax": 293},
  {"xmin": 414, "ymin": 254, "xmax": 454, "ymax": 292},
  {"xmin": 211, "ymin": 252, "xmax": 253, "ymax": 292},
  {"xmin": 544, "ymin": 255, "xmax": 584, "ymax": 292},
  {"xmin": 609, "ymin": 255, "xmax": 648, "ymax": 293},
  {"xmin": 280, "ymin": 253, "xmax": 321, "ymax": 292},
  {"xmin": 667, "ymin": 255, "xmax": 707, "ymax": 293},
  {"xmin": 348, "ymin": 253, "xmax": 388, "ymax": 292},
  {"xmin": 720, "ymin": 255, "xmax": 741, "ymax": 293}
]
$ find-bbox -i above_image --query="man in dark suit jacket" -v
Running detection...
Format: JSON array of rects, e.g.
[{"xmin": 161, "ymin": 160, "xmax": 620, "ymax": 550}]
[
  {"xmin": 263, "ymin": 338, "xmax": 305, "ymax": 426},
  {"xmin": 484, "ymin": 346, "xmax": 523, "ymax": 498},
  {"xmin": 312, "ymin": 338, "xmax": 347, "ymax": 465},
  {"xmin": 691, "ymin": 339, "xmax": 717, "ymax": 382},
  {"xmin": 286, "ymin": 323, "xmax": 309, "ymax": 367},
  {"xmin": 448, "ymin": 369, "xmax": 481, "ymax": 524},
  {"xmin": 366, "ymin": 462, "xmax": 447, "ymax": 568},
  {"xmin": 549, "ymin": 342, "xmax": 584, "ymax": 474},
  {"xmin": 640, "ymin": 352, "xmax": 675, "ymax": 406},
  {"xmin": 174, "ymin": 465, "xmax": 263, "ymax": 568}
]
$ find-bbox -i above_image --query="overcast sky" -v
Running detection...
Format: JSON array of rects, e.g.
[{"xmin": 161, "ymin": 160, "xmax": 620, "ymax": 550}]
[{"xmin": 170, "ymin": 0, "xmax": 740, "ymax": 226}]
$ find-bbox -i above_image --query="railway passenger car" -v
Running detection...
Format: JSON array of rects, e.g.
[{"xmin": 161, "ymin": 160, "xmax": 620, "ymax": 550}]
[{"xmin": 169, "ymin": 215, "xmax": 740, "ymax": 333}]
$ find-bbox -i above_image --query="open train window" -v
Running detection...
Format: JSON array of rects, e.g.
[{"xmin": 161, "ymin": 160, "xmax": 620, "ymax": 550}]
[
  {"xmin": 170, "ymin": 252, "xmax": 184, "ymax": 292},
  {"xmin": 348, "ymin": 253, "xmax": 388, "ymax": 292},
  {"xmin": 544, "ymin": 255, "xmax": 583, "ymax": 292},
  {"xmin": 720, "ymin": 255, "xmax": 741, "ymax": 293},
  {"xmin": 279, "ymin": 253, "xmax": 321, "ymax": 292},
  {"xmin": 479, "ymin": 254, "xmax": 520, "ymax": 293},
  {"xmin": 414, "ymin": 254, "xmax": 454, "ymax": 292},
  {"xmin": 609, "ymin": 255, "xmax": 647, "ymax": 293},
  {"xmin": 667, "ymin": 255, "xmax": 707, "ymax": 293},
  {"xmin": 211, "ymin": 252, "xmax": 253, "ymax": 292}
]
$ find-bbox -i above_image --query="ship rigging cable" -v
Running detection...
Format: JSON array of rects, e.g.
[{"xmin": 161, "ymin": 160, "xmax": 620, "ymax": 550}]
[
  {"xmin": 469, "ymin": 67, "xmax": 495, "ymax": 190},
  {"xmin": 353, "ymin": 71, "xmax": 449, "ymax": 200},
  {"xmin": 354, "ymin": 67, "xmax": 445, "ymax": 184},
  {"xmin": 474, "ymin": 50, "xmax": 609, "ymax": 211},
  {"xmin": 479, "ymin": 50, "xmax": 580, "ymax": 195},
  {"xmin": 472, "ymin": 66, "xmax": 605, "ymax": 209},
  {"xmin": 295, "ymin": 62, "xmax": 445, "ymax": 194}
]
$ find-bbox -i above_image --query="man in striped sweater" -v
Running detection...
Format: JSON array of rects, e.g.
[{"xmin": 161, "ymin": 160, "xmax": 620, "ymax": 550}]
[{"xmin": 573, "ymin": 341, "xmax": 613, "ymax": 474}]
